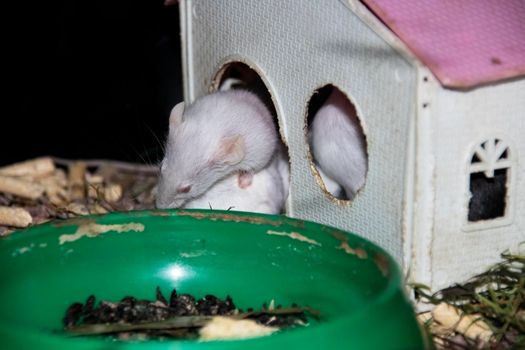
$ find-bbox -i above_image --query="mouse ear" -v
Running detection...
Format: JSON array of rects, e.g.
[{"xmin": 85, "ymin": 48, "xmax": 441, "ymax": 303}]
[
  {"xmin": 215, "ymin": 135, "xmax": 245, "ymax": 165},
  {"xmin": 169, "ymin": 101, "xmax": 185, "ymax": 127}
]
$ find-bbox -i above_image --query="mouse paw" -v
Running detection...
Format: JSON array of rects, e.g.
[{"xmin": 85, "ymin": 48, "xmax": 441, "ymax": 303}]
[{"xmin": 238, "ymin": 171, "xmax": 253, "ymax": 189}]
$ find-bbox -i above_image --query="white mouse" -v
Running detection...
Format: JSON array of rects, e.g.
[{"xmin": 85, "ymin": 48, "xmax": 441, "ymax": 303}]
[
  {"xmin": 309, "ymin": 88, "xmax": 367, "ymax": 200},
  {"xmin": 183, "ymin": 148, "xmax": 289, "ymax": 214},
  {"xmin": 156, "ymin": 90, "xmax": 278, "ymax": 208},
  {"xmin": 275, "ymin": 144, "xmax": 290, "ymax": 202}
]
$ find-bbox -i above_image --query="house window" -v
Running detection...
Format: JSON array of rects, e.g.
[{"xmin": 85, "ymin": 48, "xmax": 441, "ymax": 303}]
[{"xmin": 466, "ymin": 138, "xmax": 513, "ymax": 227}]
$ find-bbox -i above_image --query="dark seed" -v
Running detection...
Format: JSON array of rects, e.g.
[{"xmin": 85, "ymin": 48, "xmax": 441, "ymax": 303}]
[
  {"xmin": 169, "ymin": 289, "xmax": 178, "ymax": 308},
  {"xmin": 83, "ymin": 295, "xmax": 96, "ymax": 314},
  {"xmin": 156, "ymin": 286, "xmax": 168, "ymax": 306},
  {"xmin": 120, "ymin": 296, "xmax": 136, "ymax": 306},
  {"xmin": 63, "ymin": 302, "xmax": 83, "ymax": 328},
  {"xmin": 205, "ymin": 294, "xmax": 218, "ymax": 302},
  {"xmin": 174, "ymin": 294, "xmax": 198, "ymax": 315}
]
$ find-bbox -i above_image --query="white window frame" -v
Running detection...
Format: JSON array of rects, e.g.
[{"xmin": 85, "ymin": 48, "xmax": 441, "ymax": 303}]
[{"xmin": 463, "ymin": 137, "xmax": 516, "ymax": 231}]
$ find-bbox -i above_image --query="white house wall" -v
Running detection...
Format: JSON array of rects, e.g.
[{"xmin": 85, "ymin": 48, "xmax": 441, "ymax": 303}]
[
  {"xmin": 181, "ymin": 0, "xmax": 417, "ymax": 262},
  {"xmin": 428, "ymin": 78, "xmax": 525, "ymax": 291}
]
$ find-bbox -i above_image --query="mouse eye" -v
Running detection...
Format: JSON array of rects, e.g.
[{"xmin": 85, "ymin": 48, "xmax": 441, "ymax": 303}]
[{"xmin": 176, "ymin": 185, "xmax": 192, "ymax": 194}]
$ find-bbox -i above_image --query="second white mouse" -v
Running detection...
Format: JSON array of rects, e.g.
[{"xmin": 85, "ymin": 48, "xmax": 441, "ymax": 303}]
[{"xmin": 309, "ymin": 88, "xmax": 368, "ymax": 200}]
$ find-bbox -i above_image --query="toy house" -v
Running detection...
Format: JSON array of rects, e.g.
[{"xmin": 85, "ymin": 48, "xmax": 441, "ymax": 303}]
[{"xmin": 178, "ymin": 0, "xmax": 525, "ymax": 291}]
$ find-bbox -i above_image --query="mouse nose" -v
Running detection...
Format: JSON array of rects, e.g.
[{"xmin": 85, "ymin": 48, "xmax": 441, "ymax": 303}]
[{"xmin": 177, "ymin": 185, "xmax": 192, "ymax": 194}]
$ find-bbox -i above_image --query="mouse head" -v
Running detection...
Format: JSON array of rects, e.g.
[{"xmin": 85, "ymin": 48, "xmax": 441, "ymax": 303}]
[{"xmin": 155, "ymin": 101, "xmax": 246, "ymax": 208}]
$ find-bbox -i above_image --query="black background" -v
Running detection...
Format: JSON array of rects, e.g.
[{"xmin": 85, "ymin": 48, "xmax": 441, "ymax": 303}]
[{"xmin": 4, "ymin": 0, "xmax": 183, "ymax": 166}]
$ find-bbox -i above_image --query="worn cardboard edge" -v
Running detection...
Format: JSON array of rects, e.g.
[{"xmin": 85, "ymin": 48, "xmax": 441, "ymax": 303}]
[
  {"xmin": 401, "ymin": 84, "xmax": 417, "ymax": 282},
  {"xmin": 180, "ymin": 0, "xmax": 194, "ymax": 103},
  {"xmin": 344, "ymin": 0, "xmax": 420, "ymax": 67},
  {"xmin": 409, "ymin": 66, "xmax": 437, "ymax": 289}
]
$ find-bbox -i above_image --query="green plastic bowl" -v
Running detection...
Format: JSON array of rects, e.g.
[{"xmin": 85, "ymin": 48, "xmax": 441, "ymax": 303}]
[{"xmin": 0, "ymin": 209, "xmax": 425, "ymax": 349}]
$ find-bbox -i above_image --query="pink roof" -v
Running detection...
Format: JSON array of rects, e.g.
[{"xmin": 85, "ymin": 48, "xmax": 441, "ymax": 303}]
[{"xmin": 362, "ymin": 0, "xmax": 525, "ymax": 89}]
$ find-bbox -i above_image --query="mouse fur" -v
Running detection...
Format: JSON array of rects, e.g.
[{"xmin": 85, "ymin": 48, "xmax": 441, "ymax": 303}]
[
  {"xmin": 309, "ymin": 88, "xmax": 367, "ymax": 200},
  {"xmin": 156, "ymin": 90, "xmax": 278, "ymax": 208}
]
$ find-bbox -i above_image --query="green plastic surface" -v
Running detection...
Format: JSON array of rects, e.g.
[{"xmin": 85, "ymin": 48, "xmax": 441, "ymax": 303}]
[{"xmin": 0, "ymin": 209, "xmax": 425, "ymax": 349}]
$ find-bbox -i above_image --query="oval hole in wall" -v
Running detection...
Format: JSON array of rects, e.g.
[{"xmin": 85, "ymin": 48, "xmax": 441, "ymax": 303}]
[
  {"xmin": 306, "ymin": 84, "xmax": 368, "ymax": 202},
  {"xmin": 211, "ymin": 61, "xmax": 290, "ymax": 214}
]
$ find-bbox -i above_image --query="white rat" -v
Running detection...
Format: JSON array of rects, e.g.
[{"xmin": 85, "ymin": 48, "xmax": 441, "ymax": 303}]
[
  {"xmin": 156, "ymin": 90, "xmax": 278, "ymax": 209},
  {"xmin": 309, "ymin": 88, "xmax": 367, "ymax": 200},
  {"xmin": 183, "ymin": 148, "xmax": 289, "ymax": 214}
]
